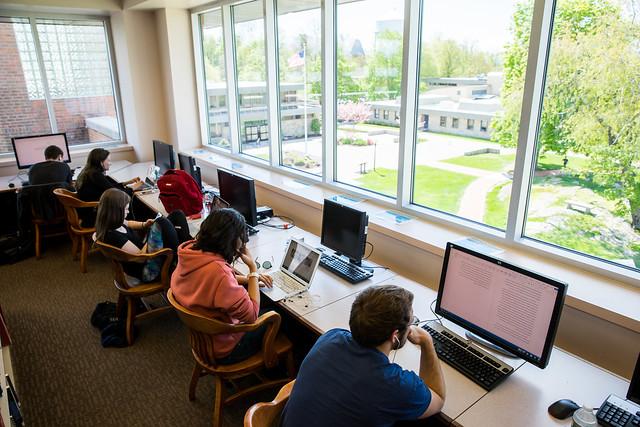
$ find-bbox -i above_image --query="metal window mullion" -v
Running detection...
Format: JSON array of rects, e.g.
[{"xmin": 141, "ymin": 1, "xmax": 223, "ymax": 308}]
[
  {"xmin": 505, "ymin": 0, "xmax": 555, "ymax": 241},
  {"xmin": 30, "ymin": 17, "xmax": 58, "ymax": 132},
  {"xmin": 103, "ymin": 18, "xmax": 126, "ymax": 142},
  {"xmin": 265, "ymin": 0, "xmax": 281, "ymax": 166},
  {"xmin": 322, "ymin": 0, "xmax": 336, "ymax": 184},
  {"xmin": 396, "ymin": 0, "xmax": 421, "ymax": 209},
  {"xmin": 223, "ymin": 4, "xmax": 241, "ymax": 154},
  {"xmin": 192, "ymin": 12, "xmax": 210, "ymax": 147}
]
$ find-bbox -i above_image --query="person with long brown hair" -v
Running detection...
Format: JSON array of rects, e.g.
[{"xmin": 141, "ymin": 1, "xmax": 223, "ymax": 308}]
[{"xmin": 95, "ymin": 188, "xmax": 191, "ymax": 281}]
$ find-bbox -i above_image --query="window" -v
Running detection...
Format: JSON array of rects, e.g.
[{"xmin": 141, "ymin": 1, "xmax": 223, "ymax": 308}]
[
  {"xmin": 200, "ymin": 9, "xmax": 230, "ymax": 150},
  {"xmin": 523, "ymin": 0, "xmax": 640, "ymax": 269},
  {"xmin": 336, "ymin": 0, "xmax": 404, "ymax": 198},
  {"xmin": 0, "ymin": 16, "xmax": 122, "ymax": 153},
  {"xmin": 277, "ymin": 0, "xmax": 322, "ymax": 175},
  {"xmin": 480, "ymin": 119, "xmax": 488, "ymax": 132},
  {"xmin": 232, "ymin": 0, "xmax": 270, "ymax": 162},
  {"xmin": 374, "ymin": 109, "xmax": 379, "ymax": 119},
  {"xmin": 411, "ymin": 0, "xmax": 526, "ymax": 229}
]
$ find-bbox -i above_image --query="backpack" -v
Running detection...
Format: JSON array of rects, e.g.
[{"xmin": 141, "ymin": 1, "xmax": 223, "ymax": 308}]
[{"xmin": 157, "ymin": 169, "xmax": 203, "ymax": 216}]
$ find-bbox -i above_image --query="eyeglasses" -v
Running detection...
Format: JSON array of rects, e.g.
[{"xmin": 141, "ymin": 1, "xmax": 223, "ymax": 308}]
[{"xmin": 255, "ymin": 256, "xmax": 274, "ymax": 270}]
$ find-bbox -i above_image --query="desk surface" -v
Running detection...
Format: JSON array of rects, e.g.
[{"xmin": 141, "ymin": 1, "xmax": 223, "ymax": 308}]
[{"xmin": 122, "ymin": 160, "xmax": 631, "ymax": 427}]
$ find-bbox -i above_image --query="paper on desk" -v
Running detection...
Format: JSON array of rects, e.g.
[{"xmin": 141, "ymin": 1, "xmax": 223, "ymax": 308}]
[
  {"xmin": 330, "ymin": 194, "xmax": 365, "ymax": 205},
  {"xmin": 453, "ymin": 237, "xmax": 504, "ymax": 255},
  {"xmin": 374, "ymin": 210, "xmax": 413, "ymax": 225}
]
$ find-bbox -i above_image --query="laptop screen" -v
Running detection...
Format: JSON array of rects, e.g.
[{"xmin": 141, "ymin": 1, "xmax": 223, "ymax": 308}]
[{"xmin": 282, "ymin": 240, "xmax": 319, "ymax": 284}]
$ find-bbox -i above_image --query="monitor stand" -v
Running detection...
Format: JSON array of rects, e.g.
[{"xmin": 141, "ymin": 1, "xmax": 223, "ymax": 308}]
[{"xmin": 465, "ymin": 332, "xmax": 518, "ymax": 358}]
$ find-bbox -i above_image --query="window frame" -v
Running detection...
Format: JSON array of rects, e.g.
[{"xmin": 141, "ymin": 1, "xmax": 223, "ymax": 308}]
[
  {"xmin": 191, "ymin": 0, "xmax": 640, "ymax": 285},
  {"xmin": 0, "ymin": 9, "xmax": 126, "ymax": 159}
]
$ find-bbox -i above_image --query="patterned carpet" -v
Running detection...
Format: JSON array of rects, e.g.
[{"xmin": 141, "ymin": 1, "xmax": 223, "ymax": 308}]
[{"xmin": 0, "ymin": 239, "xmax": 279, "ymax": 427}]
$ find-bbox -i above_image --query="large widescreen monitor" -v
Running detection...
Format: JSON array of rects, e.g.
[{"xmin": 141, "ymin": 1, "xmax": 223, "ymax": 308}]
[
  {"xmin": 11, "ymin": 133, "xmax": 71, "ymax": 169},
  {"xmin": 321, "ymin": 199, "xmax": 368, "ymax": 266},
  {"xmin": 217, "ymin": 168, "xmax": 258, "ymax": 226},
  {"xmin": 436, "ymin": 242, "xmax": 567, "ymax": 368},
  {"xmin": 153, "ymin": 140, "xmax": 175, "ymax": 175}
]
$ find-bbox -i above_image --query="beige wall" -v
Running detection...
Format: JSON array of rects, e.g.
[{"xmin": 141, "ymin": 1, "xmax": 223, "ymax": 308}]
[
  {"xmin": 155, "ymin": 8, "xmax": 201, "ymax": 154},
  {"xmin": 110, "ymin": 9, "xmax": 169, "ymax": 162}
]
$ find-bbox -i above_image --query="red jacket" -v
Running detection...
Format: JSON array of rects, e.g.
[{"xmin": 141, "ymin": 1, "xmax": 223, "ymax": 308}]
[{"xmin": 170, "ymin": 240, "xmax": 259, "ymax": 358}]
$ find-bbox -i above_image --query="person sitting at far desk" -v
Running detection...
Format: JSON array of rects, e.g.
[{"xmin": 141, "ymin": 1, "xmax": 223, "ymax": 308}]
[
  {"xmin": 282, "ymin": 285, "xmax": 446, "ymax": 427},
  {"xmin": 28, "ymin": 144, "xmax": 73, "ymax": 185},
  {"xmin": 76, "ymin": 148, "xmax": 144, "ymax": 226},
  {"xmin": 170, "ymin": 208, "xmax": 273, "ymax": 365}
]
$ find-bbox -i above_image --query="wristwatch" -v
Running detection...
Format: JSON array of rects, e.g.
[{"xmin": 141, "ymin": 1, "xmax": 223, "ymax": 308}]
[{"xmin": 247, "ymin": 272, "xmax": 259, "ymax": 279}]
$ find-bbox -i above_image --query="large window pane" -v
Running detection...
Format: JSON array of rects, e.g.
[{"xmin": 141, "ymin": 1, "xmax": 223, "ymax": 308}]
[
  {"xmin": 200, "ymin": 9, "xmax": 230, "ymax": 150},
  {"xmin": 36, "ymin": 19, "xmax": 121, "ymax": 146},
  {"xmin": 232, "ymin": 0, "xmax": 270, "ymax": 161},
  {"xmin": 0, "ymin": 17, "xmax": 51, "ymax": 153},
  {"xmin": 336, "ymin": 0, "xmax": 404, "ymax": 197},
  {"xmin": 412, "ymin": 0, "xmax": 529, "ymax": 228},
  {"xmin": 276, "ymin": 0, "xmax": 322, "ymax": 175},
  {"xmin": 524, "ymin": 0, "xmax": 640, "ymax": 270}
]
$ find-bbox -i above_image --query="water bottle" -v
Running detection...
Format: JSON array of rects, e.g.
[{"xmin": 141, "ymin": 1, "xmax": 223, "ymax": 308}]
[{"xmin": 571, "ymin": 406, "xmax": 597, "ymax": 427}]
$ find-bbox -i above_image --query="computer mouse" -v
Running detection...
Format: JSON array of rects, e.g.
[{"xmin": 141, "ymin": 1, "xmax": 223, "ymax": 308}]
[{"xmin": 548, "ymin": 399, "xmax": 580, "ymax": 419}]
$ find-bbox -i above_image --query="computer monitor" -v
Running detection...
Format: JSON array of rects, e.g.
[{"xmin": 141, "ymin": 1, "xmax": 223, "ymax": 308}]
[
  {"xmin": 321, "ymin": 199, "xmax": 368, "ymax": 266},
  {"xmin": 628, "ymin": 353, "xmax": 640, "ymax": 404},
  {"xmin": 217, "ymin": 168, "xmax": 258, "ymax": 226},
  {"xmin": 11, "ymin": 133, "xmax": 71, "ymax": 170},
  {"xmin": 153, "ymin": 140, "xmax": 175, "ymax": 175},
  {"xmin": 435, "ymin": 242, "xmax": 567, "ymax": 369},
  {"xmin": 178, "ymin": 153, "xmax": 202, "ymax": 191}
]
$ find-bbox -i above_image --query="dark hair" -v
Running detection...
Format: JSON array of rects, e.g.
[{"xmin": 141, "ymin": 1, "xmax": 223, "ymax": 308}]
[
  {"xmin": 95, "ymin": 188, "xmax": 131, "ymax": 242},
  {"xmin": 77, "ymin": 148, "xmax": 110, "ymax": 188},
  {"xmin": 193, "ymin": 208, "xmax": 248, "ymax": 264},
  {"xmin": 44, "ymin": 145, "xmax": 63, "ymax": 160},
  {"xmin": 349, "ymin": 285, "xmax": 413, "ymax": 348}
]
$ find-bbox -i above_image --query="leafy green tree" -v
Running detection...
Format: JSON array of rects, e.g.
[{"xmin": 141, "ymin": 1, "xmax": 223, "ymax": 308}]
[
  {"xmin": 366, "ymin": 30, "xmax": 403, "ymax": 100},
  {"xmin": 495, "ymin": 0, "xmax": 640, "ymax": 229}
]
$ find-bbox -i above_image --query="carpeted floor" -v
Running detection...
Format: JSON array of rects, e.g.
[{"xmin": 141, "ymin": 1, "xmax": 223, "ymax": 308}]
[{"xmin": 0, "ymin": 239, "xmax": 280, "ymax": 427}]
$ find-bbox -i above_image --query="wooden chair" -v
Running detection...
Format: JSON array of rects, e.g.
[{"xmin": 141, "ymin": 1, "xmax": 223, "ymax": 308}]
[
  {"xmin": 95, "ymin": 241, "xmax": 174, "ymax": 346},
  {"xmin": 21, "ymin": 183, "xmax": 69, "ymax": 259},
  {"xmin": 244, "ymin": 380, "xmax": 295, "ymax": 427},
  {"xmin": 167, "ymin": 289, "xmax": 295, "ymax": 427},
  {"xmin": 53, "ymin": 188, "xmax": 98, "ymax": 273}
]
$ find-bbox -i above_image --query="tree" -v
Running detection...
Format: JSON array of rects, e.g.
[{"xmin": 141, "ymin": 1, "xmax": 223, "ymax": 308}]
[
  {"xmin": 337, "ymin": 101, "xmax": 371, "ymax": 123},
  {"xmin": 494, "ymin": 0, "xmax": 640, "ymax": 230},
  {"xmin": 366, "ymin": 30, "xmax": 403, "ymax": 100}
]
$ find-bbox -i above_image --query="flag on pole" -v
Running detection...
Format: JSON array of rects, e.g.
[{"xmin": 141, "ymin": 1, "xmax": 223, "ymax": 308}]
[{"xmin": 287, "ymin": 50, "xmax": 305, "ymax": 68}]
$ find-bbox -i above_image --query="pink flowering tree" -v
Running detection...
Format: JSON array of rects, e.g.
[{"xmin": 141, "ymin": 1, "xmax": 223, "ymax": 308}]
[{"xmin": 337, "ymin": 101, "xmax": 371, "ymax": 124}]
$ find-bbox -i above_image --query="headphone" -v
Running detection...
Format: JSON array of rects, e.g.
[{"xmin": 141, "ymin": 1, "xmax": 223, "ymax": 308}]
[{"xmin": 392, "ymin": 335, "xmax": 401, "ymax": 350}]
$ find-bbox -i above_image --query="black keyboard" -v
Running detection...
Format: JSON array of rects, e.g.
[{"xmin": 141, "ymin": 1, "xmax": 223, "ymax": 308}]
[
  {"xmin": 247, "ymin": 224, "xmax": 259, "ymax": 235},
  {"xmin": 423, "ymin": 323, "xmax": 513, "ymax": 391},
  {"xmin": 319, "ymin": 255, "xmax": 373, "ymax": 284},
  {"xmin": 597, "ymin": 395, "xmax": 640, "ymax": 427}
]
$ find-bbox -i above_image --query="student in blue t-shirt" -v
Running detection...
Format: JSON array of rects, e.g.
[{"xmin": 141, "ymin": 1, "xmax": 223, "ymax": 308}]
[{"xmin": 282, "ymin": 285, "xmax": 446, "ymax": 427}]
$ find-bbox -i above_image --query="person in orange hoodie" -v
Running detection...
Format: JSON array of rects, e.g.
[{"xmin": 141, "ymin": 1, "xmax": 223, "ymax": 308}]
[{"xmin": 171, "ymin": 208, "xmax": 272, "ymax": 364}]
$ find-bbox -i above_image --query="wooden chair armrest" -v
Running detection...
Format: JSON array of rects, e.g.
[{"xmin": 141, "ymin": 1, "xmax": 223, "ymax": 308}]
[
  {"xmin": 243, "ymin": 380, "xmax": 295, "ymax": 427},
  {"xmin": 223, "ymin": 311, "xmax": 281, "ymax": 367}
]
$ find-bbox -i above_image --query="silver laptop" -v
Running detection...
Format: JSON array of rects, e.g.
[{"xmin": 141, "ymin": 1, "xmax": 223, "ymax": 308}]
[{"xmin": 261, "ymin": 239, "xmax": 321, "ymax": 302}]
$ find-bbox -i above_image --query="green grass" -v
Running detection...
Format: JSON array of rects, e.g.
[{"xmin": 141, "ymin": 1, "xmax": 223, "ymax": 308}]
[
  {"xmin": 445, "ymin": 153, "xmax": 516, "ymax": 172},
  {"xmin": 484, "ymin": 182, "xmax": 510, "ymax": 229},
  {"xmin": 536, "ymin": 152, "xmax": 589, "ymax": 171},
  {"xmin": 356, "ymin": 166, "xmax": 476, "ymax": 212}
]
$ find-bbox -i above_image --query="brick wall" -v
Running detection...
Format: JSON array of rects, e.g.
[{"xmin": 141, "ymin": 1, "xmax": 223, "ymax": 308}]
[{"xmin": 0, "ymin": 23, "xmax": 119, "ymax": 154}]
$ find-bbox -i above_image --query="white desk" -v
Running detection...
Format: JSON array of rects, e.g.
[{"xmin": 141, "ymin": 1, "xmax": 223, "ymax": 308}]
[{"xmin": 454, "ymin": 348, "xmax": 630, "ymax": 426}]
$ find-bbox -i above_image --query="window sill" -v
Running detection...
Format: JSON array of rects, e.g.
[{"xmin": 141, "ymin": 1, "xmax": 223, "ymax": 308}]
[{"xmin": 191, "ymin": 149, "xmax": 640, "ymax": 334}]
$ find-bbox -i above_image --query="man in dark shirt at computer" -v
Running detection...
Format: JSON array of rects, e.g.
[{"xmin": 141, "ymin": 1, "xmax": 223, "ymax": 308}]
[
  {"xmin": 281, "ymin": 285, "xmax": 446, "ymax": 427},
  {"xmin": 28, "ymin": 145, "xmax": 73, "ymax": 185}
]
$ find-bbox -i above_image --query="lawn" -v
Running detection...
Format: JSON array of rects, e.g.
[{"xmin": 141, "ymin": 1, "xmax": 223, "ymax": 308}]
[
  {"xmin": 484, "ymin": 182, "xmax": 510, "ymax": 228},
  {"xmin": 357, "ymin": 166, "xmax": 476, "ymax": 213},
  {"xmin": 444, "ymin": 152, "xmax": 589, "ymax": 173}
]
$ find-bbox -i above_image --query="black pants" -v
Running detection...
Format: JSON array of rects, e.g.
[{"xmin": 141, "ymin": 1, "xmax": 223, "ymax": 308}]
[
  {"xmin": 217, "ymin": 309, "xmax": 269, "ymax": 365},
  {"xmin": 155, "ymin": 210, "xmax": 192, "ymax": 252}
]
